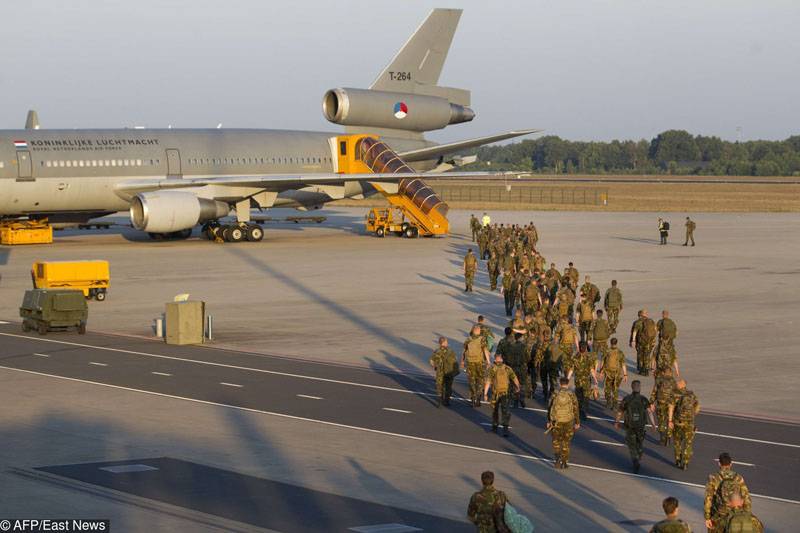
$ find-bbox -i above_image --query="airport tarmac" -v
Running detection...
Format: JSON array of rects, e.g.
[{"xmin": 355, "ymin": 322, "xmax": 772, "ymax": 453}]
[{"xmin": 1, "ymin": 207, "xmax": 798, "ymax": 421}]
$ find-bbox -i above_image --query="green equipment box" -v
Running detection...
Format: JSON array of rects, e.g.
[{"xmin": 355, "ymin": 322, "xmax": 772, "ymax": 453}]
[{"xmin": 20, "ymin": 289, "xmax": 88, "ymax": 335}]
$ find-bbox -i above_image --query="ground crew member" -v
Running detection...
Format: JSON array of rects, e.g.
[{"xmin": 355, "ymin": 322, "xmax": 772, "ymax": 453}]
[
  {"xmin": 720, "ymin": 491, "xmax": 763, "ymax": 533},
  {"xmin": 481, "ymin": 212, "xmax": 491, "ymax": 227},
  {"xmin": 615, "ymin": 380, "xmax": 657, "ymax": 473},
  {"xmin": 604, "ymin": 280, "xmax": 623, "ymax": 333},
  {"xmin": 464, "ymin": 249, "xmax": 478, "ymax": 292},
  {"xmin": 501, "ymin": 269, "xmax": 516, "ymax": 316},
  {"xmin": 487, "ymin": 252, "xmax": 500, "ymax": 291},
  {"xmin": 651, "ymin": 367, "xmax": 678, "ymax": 445},
  {"xmin": 669, "ymin": 379, "xmax": 700, "ymax": 469},
  {"xmin": 484, "ymin": 352, "xmax": 520, "ymax": 437},
  {"xmin": 429, "ymin": 337, "xmax": 459, "ymax": 407},
  {"xmin": 506, "ymin": 332, "xmax": 529, "ymax": 408},
  {"xmin": 684, "ymin": 216, "xmax": 696, "ymax": 247},
  {"xmin": 659, "ymin": 217, "xmax": 669, "ymax": 245},
  {"xmin": 630, "ymin": 309, "xmax": 657, "ymax": 375},
  {"xmin": 547, "ymin": 377, "xmax": 580, "ymax": 469},
  {"xmin": 580, "ymin": 275, "xmax": 600, "ymax": 309},
  {"xmin": 590, "ymin": 309, "xmax": 611, "ymax": 359},
  {"xmin": 576, "ymin": 294, "xmax": 595, "ymax": 343},
  {"xmin": 704, "ymin": 453, "xmax": 752, "ymax": 533},
  {"xmin": 470, "ymin": 214, "xmax": 479, "ymax": 242},
  {"xmin": 649, "ymin": 497, "xmax": 691, "ymax": 533},
  {"xmin": 541, "ymin": 337, "xmax": 562, "ymax": 402},
  {"xmin": 462, "ymin": 325, "xmax": 491, "ymax": 407},
  {"xmin": 597, "ymin": 338, "xmax": 627, "ymax": 410},
  {"xmin": 566, "ymin": 341, "xmax": 597, "ymax": 420},
  {"xmin": 467, "ymin": 471, "xmax": 508, "ymax": 531}
]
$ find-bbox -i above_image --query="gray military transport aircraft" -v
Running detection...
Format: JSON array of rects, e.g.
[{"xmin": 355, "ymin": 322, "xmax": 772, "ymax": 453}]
[{"xmin": 0, "ymin": 8, "xmax": 537, "ymax": 242}]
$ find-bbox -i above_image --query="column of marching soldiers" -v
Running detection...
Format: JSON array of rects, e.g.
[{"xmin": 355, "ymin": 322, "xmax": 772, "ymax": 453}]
[{"xmin": 431, "ymin": 215, "xmax": 764, "ymax": 532}]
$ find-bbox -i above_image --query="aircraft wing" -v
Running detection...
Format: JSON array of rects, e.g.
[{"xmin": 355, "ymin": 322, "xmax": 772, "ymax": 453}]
[
  {"xmin": 113, "ymin": 171, "xmax": 501, "ymax": 195},
  {"xmin": 397, "ymin": 129, "xmax": 542, "ymax": 162}
]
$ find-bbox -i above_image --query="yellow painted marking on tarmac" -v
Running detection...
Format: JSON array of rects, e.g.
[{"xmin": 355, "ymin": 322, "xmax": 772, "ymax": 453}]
[{"xmin": 0, "ymin": 364, "xmax": 795, "ymax": 506}]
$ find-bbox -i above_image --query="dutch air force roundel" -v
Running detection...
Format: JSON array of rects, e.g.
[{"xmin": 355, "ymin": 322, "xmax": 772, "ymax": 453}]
[{"xmin": 393, "ymin": 102, "xmax": 408, "ymax": 119}]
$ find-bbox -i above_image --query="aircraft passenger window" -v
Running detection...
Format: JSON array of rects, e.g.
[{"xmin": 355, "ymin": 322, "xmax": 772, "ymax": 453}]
[
  {"xmin": 0, "ymin": 161, "xmax": 4, "ymax": 168},
  {"xmin": 59, "ymin": 161, "xmax": 65, "ymax": 167},
  {"xmin": 123, "ymin": 160, "xmax": 129, "ymax": 166},
  {"xmin": 111, "ymin": 160, "xmax": 117, "ymax": 166},
  {"xmin": 66, "ymin": 161, "xmax": 72, "ymax": 167},
  {"xmin": 92, "ymin": 161, "xmax": 97, "ymax": 167},
  {"xmin": 137, "ymin": 159, "xmax": 142, "ymax": 166},
  {"xmin": 46, "ymin": 161, "xmax": 52, "ymax": 168}
]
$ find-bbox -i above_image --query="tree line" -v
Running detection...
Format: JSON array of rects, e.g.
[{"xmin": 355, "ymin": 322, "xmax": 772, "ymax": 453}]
[{"xmin": 466, "ymin": 130, "xmax": 800, "ymax": 176}]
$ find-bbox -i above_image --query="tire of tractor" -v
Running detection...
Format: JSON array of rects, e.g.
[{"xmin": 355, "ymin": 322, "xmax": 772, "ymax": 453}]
[{"xmin": 376, "ymin": 227, "xmax": 385, "ymax": 238}]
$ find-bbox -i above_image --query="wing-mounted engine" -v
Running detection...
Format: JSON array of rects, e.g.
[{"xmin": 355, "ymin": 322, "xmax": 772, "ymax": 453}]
[
  {"xmin": 322, "ymin": 88, "xmax": 474, "ymax": 133},
  {"xmin": 130, "ymin": 191, "xmax": 230, "ymax": 233}
]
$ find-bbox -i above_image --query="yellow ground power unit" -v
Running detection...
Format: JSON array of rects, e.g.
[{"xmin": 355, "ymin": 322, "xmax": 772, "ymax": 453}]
[{"xmin": 32, "ymin": 260, "xmax": 111, "ymax": 301}]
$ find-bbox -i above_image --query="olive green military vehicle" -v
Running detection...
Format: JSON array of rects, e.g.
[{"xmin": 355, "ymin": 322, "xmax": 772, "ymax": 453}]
[{"xmin": 20, "ymin": 289, "xmax": 88, "ymax": 335}]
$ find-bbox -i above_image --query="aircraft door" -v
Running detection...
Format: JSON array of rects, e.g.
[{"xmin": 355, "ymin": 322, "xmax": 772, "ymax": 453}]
[
  {"xmin": 166, "ymin": 149, "xmax": 182, "ymax": 177},
  {"xmin": 17, "ymin": 151, "xmax": 33, "ymax": 180}
]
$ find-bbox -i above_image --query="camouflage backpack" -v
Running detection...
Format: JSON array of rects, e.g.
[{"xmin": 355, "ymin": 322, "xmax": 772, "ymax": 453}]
[
  {"xmin": 724, "ymin": 509, "xmax": 755, "ymax": 533},
  {"xmin": 713, "ymin": 471, "xmax": 744, "ymax": 517},
  {"xmin": 579, "ymin": 302, "xmax": 593, "ymax": 322},
  {"xmin": 606, "ymin": 287, "xmax": 622, "ymax": 307},
  {"xmin": 674, "ymin": 390, "xmax": 698, "ymax": 425},
  {"xmin": 466, "ymin": 337, "xmax": 484, "ymax": 363},
  {"xmin": 624, "ymin": 393, "xmax": 647, "ymax": 429},
  {"xmin": 605, "ymin": 349, "xmax": 623, "ymax": 374},
  {"xmin": 550, "ymin": 391, "xmax": 574, "ymax": 423},
  {"xmin": 643, "ymin": 318, "xmax": 657, "ymax": 340},
  {"xmin": 494, "ymin": 366, "xmax": 510, "ymax": 395},
  {"xmin": 560, "ymin": 325, "xmax": 576, "ymax": 345},
  {"xmin": 593, "ymin": 319, "xmax": 610, "ymax": 341}
]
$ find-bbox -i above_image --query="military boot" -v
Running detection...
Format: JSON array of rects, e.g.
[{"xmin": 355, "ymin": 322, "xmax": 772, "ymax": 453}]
[
  {"xmin": 502, "ymin": 426, "xmax": 510, "ymax": 438},
  {"xmin": 633, "ymin": 459, "xmax": 640, "ymax": 474},
  {"xmin": 491, "ymin": 424, "xmax": 498, "ymax": 434}
]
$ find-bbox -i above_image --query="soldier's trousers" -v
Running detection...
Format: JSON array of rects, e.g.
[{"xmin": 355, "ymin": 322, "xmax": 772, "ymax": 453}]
[
  {"xmin": 593, "ymin": 339, "xmax": 609, "ymax": 360},
  {"xmin": 435, "ymin": 374, "xmax": 455, "ymax": 404},
  {"xmin": 606, "ymin": 307, "xmax": 620, "ymax": 333},
  {"xmin": 579, "ymin": 321, "xmax": 592, "ymax": 343},
  {"xmin": 489, "ymin": 270, "xmax": 499, "ymax": 291},
  {"xmin": 656, "ymin": 403, "xmax": 672, "ymax": 443},
  {"xmin": 541, "ymin": 362, "xmax": 560, "ymax": 400},
  {"xmin": 492, "ymin": 393, "xmax": 511, "ymax": 427},
  {"xmin": 503, "ymin": 292, "xmax": 515, "ymax": 316},
  {"xmin": 465, "ymin": 273, "xmax": 475, "ymax": 291},
  {"xmin": 655, "ymin": 339, "xmax": 676, "ymax": 372},
  {"xmin": 673, "ymin": 424, "xmax": 695, "ymax": 466},
  {"xmin": 471, "ymin": 228, "xmax": 478, "ymax": 242},
  {"xmin": 466, "ymin": 362, "xmax": 484, "ymax": 402},
  {"xmin": 575, "ymin": 384, "xmax": 591, "ymax": 419},
  {"xmin": 625, "ymin": 427, "xmax": 646, "ymax": 461},
  {"xmin": 684, "ymin": 231, "xmax": 695, "ymax": 246},
  {"xmin": 551, "ymin": 422, "xmax": 575, "ymax": 463},
  {"xmin": 636, "ymin": 340, "xmax": 655, "ymax": 374},
  {"xmin": 604, "ymin": 372, "xmax": 622, "ymax": 409},
  {"xmin": 511, "ymin": 366, "xmax": 527, "ymax": 405},
  {"xmin": 529, "ymin": 360, "xmax": 542, "ymax": 397}
]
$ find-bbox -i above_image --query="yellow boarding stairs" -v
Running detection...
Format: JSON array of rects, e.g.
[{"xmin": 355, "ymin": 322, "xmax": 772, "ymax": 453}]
[{"xmin": 336, "ymin": 134, "xmax": 449, "ymax": 237}]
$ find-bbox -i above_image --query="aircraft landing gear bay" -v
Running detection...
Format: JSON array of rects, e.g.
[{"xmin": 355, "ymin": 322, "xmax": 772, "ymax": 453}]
[{"xmin": 203, "ymin": 221, "xmax": 264, "ymax": 243}]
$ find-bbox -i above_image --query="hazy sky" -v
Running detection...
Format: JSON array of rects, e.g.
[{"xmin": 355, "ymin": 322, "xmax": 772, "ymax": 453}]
[{"xmin": 1, "ymin": 1, "xmax": 797, "ymax": 143}]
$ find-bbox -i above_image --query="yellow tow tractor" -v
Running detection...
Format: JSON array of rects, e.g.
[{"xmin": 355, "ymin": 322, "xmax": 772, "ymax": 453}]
[
  {"xmin": 365, "ymin": 207, "xmax": 421, "ymax": 238},
  {"xmin": 32, "ymin": 260, "xmax": 111, "ymax": 301}
]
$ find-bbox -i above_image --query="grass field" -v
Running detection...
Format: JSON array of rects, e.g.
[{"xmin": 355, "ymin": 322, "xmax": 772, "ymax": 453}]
[{"xmin": 333, "ymin": 176, "xmax": 800, "ymax": 212}]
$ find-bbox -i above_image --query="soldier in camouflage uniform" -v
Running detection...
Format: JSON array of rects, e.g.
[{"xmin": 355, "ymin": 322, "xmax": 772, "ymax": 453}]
[
  {"xmin": 470, "ymin": 214, "xmax": 480, "ymax": 242},
  {"xmin": 580, "ymin": 275, "xmax": 601, "ymax": 310},
  {"xmin": 530, "ymin": 323, "xmax": 550, "ymax": 399},
  {"xmin": 720, "ymin": 492, "xmax": 763, "ymax": 533},
  {"xmin": 467, "ymin": 471, "xmax": 508, "ymax": 532},
  {"xmin": 590, "ymin": 309, "xmax": 611, "ymax": 360},
  {"xmin": 651, "ymin": 366, "xmax": 678, "ymax": 445},
  {"xmin": 604, "ymin": 279, "xmax": 623, "ymax": 334},
  {"xmin": 554, "ymin": 317, "xmax": 579, "ymax": 365},
  {"xmin": 505, "ymin": 332, "xmax": 529, "ymax": 408},
  {"xmin": 487, "ymin": 252, "xmax": 500, "ymax": 291},
  {"xmin": 464, "ymin": 248, "xmax": 478, "ymax": 292},
  {"xmin": 501, "ymin": 269, "xmax": 516, "ymax": 317},
  {"xmin": 484, "ymin": 352, "xmax": 520, "ymax": 436},
  {"xmin": 541, "ymin": 336, "xmax": 562, "ymax": 402},
  {"xmin": 597, "ymin": 337, "xmax": 628, "ymax": 410},
  {"xmin": 630, "ymin": 309, "xmax": 657, "ymax": 376},
  {"xmin": 566, "ymin": 341, "xmax": 598, "ymax": 420},
  {"xmin": 576, "ymin": 294, "xmax": 595, "ymax": 344},
  {"xmin": 616, "ymin": 380, "xmax": 656, "ymax": 473},
  {"xmin": 704, "ymin": 453, "xmax": 752, "ymax": 533},
  {"xmin": 544, "ymin": 262, "xmax": 561, "ymax": 301},
  {"xmin": 477, "ymin": 315, "xmax": 495, "ymax": 353},
  {"xmin": 655, "ymin": 309, "xmax": 678, "ymax": 373},
  {"xmin": 669, "ymin": 379, "xmax": 700, "ymax": 469},
  {"xmin": 649, "ymin": 497, "xmax": 691, "ymax": 533},
  {"xmin": 547, "ymin": 377, "xmax": 580, "ymax": 469},
  {"xmin": 462, "ymin": 325, "xmax": 491, "ymax": 407},
  {"xmin": 478, "ymin": 227, "xmax": 489, "ymax": 260},
  {"xmin": 429, "ymin": 337, "xmax": 459, "ymax": 407}
]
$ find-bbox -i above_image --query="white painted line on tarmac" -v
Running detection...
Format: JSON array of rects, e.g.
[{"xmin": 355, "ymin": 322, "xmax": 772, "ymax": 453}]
[
  {"xmin": 89, "ymin": 362, "xmax": 108, "ymax": 367},
  {"xmin": 590, "ymin": 439, "xmax": 625, "ymax": 447},
  {"xmin": 734, "ymin": 461, "xmax": 756, "ymax": 467},
  {"xmin": 480, "ymin": 423, "xmax": 513, "ymax": 429},
  {"xmin": 0, "ymin": 321, "xmax": 10, "ymax": 325},
  {"xmin": 382, "ymin": 408, "xmax": 412, "ymax": 414},
  {"xmin": 2, "ymin": 333, "xmax": 798, "ymax": 450},
  {"xmin": 151, "ymin": 372, "xmax": 172, "ymax": 377},
  {"xmin": 0, "ymin": 365, "xmax": 796, "ymax": 507},
  {"xmin": 33, "ymin": 353, "xmax": 50, "ymax": 358},
  {"xmin": 349, "ymin": 524, "xmax": 422, "ymax": 532},
  {"xmin": 99, "ymin": 464, "xmax": 159, "ymax": 474},
  {"xmin": 220, "ymin": 382, "xmax": 243, "ymax": 388},
  {"xmin": 297, "ymin": 394, "xmax": 323, "ymax": 400}
]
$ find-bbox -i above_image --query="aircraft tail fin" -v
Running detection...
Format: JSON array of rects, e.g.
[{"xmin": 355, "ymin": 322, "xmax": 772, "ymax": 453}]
[{"xmin": 25, "ymin": 109, "xmax": 40, "ymax": 130}]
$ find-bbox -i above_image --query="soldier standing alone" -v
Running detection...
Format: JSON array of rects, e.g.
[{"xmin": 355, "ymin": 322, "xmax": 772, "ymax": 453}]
[
  {"xmin": 470, "ymin": 214, "xmax": 479, "ymax": 242},
  {"xmin": 464, "ymin": 249, "xmax": 478, "ymax": 292},
  {"xmin": 669, "ymin": 379, "xmax": 700, "ymax": 469},
  {"xmin": 547, "ymin": 377, "xmax": 580, "ymax": 469},
  {"xmin": 684, "ymin": 216, "xmax": 696, "ymax": 246},
  {"xmin": 429, "ymin": 337, "xmax": 459, "ymax": 407}
]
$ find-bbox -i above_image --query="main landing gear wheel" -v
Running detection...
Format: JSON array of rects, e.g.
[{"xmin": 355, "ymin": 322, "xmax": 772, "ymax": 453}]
[
  {"xmin": 246, "ymin": 225, "xmax": 264, "ymax": 242},
  {"xmin": 226, "ymin": 225, "xmax": 245, "ymax": 242}
]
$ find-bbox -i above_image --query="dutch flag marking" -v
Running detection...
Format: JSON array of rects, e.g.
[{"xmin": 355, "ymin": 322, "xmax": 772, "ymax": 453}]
[{"xmin": 13, "ymin": 140, "xmax": 28, "ymax": 149}]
